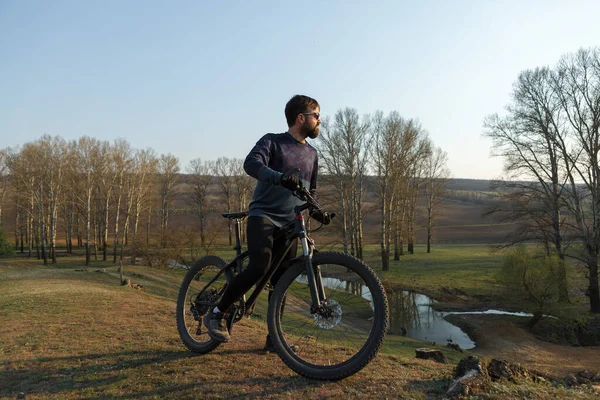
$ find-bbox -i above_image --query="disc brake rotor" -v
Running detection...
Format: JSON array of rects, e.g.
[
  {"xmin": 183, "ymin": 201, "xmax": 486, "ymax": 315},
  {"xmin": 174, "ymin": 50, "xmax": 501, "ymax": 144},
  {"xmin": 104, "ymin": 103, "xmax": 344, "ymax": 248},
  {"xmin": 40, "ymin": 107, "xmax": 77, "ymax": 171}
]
[{"xmin": 313, "ymin": 300, "xmax": 342, "ymax": 329}]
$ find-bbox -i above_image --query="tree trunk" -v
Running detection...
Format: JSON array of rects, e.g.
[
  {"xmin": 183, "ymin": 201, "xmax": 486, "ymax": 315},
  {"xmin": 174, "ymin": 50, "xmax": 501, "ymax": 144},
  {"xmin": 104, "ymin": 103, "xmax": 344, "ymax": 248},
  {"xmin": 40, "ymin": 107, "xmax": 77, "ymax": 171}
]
[
  {"xmin": 103, "ymin": 197, "xmax": 110, "ymax": 261},
  {"xmin": 112, "ymin": 179, "xmax": 123, "ymax": 264},
  {"xmin": 380, "ymin": 196, "xmax": 389, "ymax": 271},
  {"xmin": 587, "ymin": 255, "xmax": 600, "ymax": 313},
  {"xmin": 527, "ymin": 311, "xmax": 544, "ymax": 330},
  {"xmin": 147, "ymin": 206, "xmax": 151, "ymax": 245},
  {"xmin": 427, "ymin": 208, "xmax": 432, "ymax": 254},
  {"xmin": 50, "ymin": 197, "xmax": 57, "ymax": 263},
  {"xmin": 14, "ymin": 209, "xmax": 20, "ymax": 251},
  {"xmin": 39, "ymin": 184, "xmax": 48, "ymax": 265},
  {"xmin": 85, "ymin": 197, "xmax": 91, "ymax": 265}
]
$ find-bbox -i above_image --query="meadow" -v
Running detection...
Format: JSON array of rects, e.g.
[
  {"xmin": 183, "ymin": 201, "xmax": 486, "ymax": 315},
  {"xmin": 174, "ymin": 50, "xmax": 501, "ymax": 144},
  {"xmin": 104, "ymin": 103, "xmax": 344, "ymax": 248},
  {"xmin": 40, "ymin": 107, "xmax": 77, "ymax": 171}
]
[{"xmin": 1, "ymin": 244, "xmax": 598, "ymax": 399}]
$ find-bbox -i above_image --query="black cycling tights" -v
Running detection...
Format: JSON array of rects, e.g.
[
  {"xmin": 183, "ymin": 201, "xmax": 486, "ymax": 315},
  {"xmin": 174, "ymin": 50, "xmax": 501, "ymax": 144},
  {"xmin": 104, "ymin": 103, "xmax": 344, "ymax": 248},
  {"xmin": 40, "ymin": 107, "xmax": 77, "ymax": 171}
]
[{"xmin": 217, "ymin": 216, "xmax": 298, "ymax": 312}]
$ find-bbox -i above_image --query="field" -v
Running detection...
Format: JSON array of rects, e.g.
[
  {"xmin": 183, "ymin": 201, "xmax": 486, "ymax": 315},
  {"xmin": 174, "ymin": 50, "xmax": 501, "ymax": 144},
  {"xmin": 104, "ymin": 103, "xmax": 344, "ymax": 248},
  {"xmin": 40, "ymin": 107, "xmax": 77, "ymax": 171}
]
[
  {"xmin": 2, "ymin": 247, "xmax": 599, "ymax": 399},
  {"xmin": 1, "ymin": 178, "xmax": 600, "ymax": 398}
]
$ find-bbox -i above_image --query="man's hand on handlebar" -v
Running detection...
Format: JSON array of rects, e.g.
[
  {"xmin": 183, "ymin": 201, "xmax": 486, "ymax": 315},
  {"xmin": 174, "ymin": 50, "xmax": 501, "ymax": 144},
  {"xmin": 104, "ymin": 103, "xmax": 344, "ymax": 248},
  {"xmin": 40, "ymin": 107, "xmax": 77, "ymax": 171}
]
[
  {"xmin": 280, "ymin": 169, "xmax": 302, "ymax": 191},
  {"xmin": 310, "ymin": 209, "xmax": 335, "ymax": 225}
]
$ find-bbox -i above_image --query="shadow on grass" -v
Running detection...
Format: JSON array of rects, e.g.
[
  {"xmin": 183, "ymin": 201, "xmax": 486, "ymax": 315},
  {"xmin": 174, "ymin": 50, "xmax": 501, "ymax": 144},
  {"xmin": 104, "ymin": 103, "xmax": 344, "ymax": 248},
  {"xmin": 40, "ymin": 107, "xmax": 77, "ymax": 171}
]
[
  {"xmin": 70, "ymin": 377, "xmax": 329, "ymax": 400},
  {"xmin": 1, "ymin": 349, "xmax": 192, "ymax": 397},
  {"xmin": 406, "ymin": 377, "xmax": 453, "ymax": 398},
  {"xmin": 2, "ymin": 348, "xmax": 328, "ymax": 399}
]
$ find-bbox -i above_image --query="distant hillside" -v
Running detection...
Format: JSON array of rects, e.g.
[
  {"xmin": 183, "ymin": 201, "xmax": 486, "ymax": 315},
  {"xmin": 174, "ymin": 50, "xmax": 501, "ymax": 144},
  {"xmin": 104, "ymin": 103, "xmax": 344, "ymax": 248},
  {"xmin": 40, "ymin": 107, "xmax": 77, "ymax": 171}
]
[{"xmin": 445, "ymin": 178, "xmax": 493, "ymax": 191}]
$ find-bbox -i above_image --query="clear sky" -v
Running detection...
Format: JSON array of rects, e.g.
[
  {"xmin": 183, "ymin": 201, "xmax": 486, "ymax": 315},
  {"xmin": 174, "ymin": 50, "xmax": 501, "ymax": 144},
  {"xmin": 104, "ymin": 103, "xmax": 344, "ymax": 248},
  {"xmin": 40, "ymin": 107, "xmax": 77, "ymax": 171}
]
[{"xmin": 1, "ymin": 0, "xmax": 599, "ymax": 179}]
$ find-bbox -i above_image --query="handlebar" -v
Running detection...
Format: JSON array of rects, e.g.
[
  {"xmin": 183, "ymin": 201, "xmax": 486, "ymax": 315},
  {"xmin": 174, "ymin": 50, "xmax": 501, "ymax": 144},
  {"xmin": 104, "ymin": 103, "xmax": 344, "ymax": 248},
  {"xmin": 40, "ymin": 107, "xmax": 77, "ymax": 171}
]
[
  {"xmin": 282, "ymin": 168, "xmax": 335, "ymax": 225},
  {"xmin": 293, "ymin": 186, "xmax": 336, "ymax": 225}
]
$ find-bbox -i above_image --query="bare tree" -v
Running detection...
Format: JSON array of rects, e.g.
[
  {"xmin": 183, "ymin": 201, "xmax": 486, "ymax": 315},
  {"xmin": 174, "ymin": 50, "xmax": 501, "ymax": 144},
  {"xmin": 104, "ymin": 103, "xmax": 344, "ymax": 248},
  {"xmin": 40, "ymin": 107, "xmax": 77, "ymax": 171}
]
[
  {"xmin": 130, "ymin": 149, "xmax": 157, "ymax": 264},
  {"xmin": 317, "ymin": 108, "xmax": 371, "ymax": 258},
  {"xmin": 215, "ymin": 157, "xmax": 236, "ymax": 245},
  {"xmin": 372, "ymin": 114, "xmax": 428, "ymax": 266},
  {"xmin": 552, "ymin": 48, "xmax": 600, "ymax": 312},
  {"xmin": 485, "ymin": 47, "xmax": 600, "ymax": 311},
  {"xmin": 372, "ymin": 111, "xmax": 401, "ymax": 270},
  {"xmin": 232, "ymin": 158, "xmax": 253, "ymax": 243},
  {"xmin": 317, "ymin": 117, "xmax": 350, "ymax": 253},
  {"xmin": 423, "ymin": 145, "xmax": 450, "ymax": 253},
  {"xmin": 38, "ymin": 135, "xmax": 67, "ymax": 263},
  {"xmin": 157, "ymin": 153, "xmax": 180, "ymax": 247},
  {"xmin": 71, "ymin": 137, "xmax": 107, "ymax": 265},
  {"xmin": 484, "ymin": 66, "xmax": 570, "ymax": 302},
  {"xmin": 111, "ymin": 139, "xmax": 133, "ymax": 263},
  {"xmin": 186, "ymin": 158, "xmax": 214, "ymax": 246},
  {"xmin": 0, "ymin": 148, "xmax": 9, "ymax": 226}
]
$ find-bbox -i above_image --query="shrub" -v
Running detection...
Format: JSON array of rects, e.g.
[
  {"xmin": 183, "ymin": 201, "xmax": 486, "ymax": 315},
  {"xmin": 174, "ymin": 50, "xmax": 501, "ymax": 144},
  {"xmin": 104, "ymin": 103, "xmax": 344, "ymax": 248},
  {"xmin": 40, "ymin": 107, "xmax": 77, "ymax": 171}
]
[
  {"xmin": 0, "ymin": 226, "xmax": 13, "ymax": 255},
  {"xmin": 498, "ymin": 246, "xmax": 560, "ymax": 329}
]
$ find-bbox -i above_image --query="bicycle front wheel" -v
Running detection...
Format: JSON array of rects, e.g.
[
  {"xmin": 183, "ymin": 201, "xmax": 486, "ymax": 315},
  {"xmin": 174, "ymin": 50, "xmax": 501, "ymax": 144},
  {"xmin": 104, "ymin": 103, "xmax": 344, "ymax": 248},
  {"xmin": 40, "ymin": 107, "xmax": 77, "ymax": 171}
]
[
  {"xmin": 176, "ymin": 256, "xmax": 232, "ymax": 354},
  {"xmin": 267, "ymin": 251, "xmax": 389, "ymax": 380}
]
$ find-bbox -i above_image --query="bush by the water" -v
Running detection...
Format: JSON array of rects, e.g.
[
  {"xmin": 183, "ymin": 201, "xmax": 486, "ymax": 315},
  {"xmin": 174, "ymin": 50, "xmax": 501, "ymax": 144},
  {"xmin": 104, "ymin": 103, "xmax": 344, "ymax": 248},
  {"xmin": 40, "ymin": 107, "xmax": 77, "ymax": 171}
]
[
  {"xmin": 0, "ymin": 226, "xmax": 12, "ymax": 255},
  {"xmin": 498, "ymin": 246, "xmax": 561, "ymax": 327}
]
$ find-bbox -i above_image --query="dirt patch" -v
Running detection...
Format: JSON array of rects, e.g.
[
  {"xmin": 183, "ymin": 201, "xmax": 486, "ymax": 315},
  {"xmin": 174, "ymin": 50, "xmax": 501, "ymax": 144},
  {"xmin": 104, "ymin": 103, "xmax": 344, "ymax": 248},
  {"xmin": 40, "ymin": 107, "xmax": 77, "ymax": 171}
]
[{"xmin": 447, "ymin": 314, "xmax": 600, "ymax": 380}]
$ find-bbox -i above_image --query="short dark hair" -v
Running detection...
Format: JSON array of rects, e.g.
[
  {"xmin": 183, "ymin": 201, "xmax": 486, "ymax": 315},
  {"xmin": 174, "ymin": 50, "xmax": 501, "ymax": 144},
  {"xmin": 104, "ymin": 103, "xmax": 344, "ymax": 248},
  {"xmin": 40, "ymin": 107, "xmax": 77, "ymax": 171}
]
[{"xmin": 285, "ymin": 95, "xmax": 320, "ymax": 127}]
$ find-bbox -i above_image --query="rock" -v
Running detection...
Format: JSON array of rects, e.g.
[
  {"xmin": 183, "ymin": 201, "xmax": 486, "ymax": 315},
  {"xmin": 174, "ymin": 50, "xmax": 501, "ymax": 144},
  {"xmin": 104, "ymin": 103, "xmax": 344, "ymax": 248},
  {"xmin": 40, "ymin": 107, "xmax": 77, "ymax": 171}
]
[
  {"xmin": 566, "ymin": 370, "xmax": 600, "ymax": 386},
  {"xmin": 565, "ymin": 373, "xmax": 578, "ymax": 386},
  {"xmin": 446, "ymin": 342, "xmax": 463, "ymax": 352},
  {"xmin": 415, "ymin": 348, "xmax": 448, "ymax": 363},
  {"xmin": 455, "ymin": 355, "xmax": 487, "ymax": 378},
  {"xmin": 488, "ymin": 359, "xmax": 528, "ymax": 383},
  {"xmin": 449, "ymin": 356, "xmax": 541, "ymax": 397},
  {"xmin": 575, "ymin": 369, "xmax": 599, "ymax": 383},
  {"xmin": 446, "ymin": 370, "xmax": 486, "ymax": 397}
]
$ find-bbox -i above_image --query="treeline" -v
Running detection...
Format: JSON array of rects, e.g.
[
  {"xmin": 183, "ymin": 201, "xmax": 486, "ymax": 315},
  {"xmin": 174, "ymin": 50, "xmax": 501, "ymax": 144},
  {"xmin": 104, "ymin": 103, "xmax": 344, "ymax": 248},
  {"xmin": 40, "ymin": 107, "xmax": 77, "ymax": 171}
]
[
  {"xmin": 485, "ymin": 46, "xmax": 600, "ymax": 312},
  {"xmin": 317, "ymin": 108, "xmax": 449, "ymax": 267},
  {"xmin": 0, "ymin": 108, "xmax": 450, "ymax": 269}
]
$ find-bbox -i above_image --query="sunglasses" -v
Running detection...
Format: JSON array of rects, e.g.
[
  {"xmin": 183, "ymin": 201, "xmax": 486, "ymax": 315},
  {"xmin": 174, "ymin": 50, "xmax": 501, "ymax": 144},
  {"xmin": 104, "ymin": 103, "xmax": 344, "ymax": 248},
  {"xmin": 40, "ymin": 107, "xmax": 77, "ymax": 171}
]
[{"xmin": 302, "ymin": 112, "xmax": 320, "ymax": 120}]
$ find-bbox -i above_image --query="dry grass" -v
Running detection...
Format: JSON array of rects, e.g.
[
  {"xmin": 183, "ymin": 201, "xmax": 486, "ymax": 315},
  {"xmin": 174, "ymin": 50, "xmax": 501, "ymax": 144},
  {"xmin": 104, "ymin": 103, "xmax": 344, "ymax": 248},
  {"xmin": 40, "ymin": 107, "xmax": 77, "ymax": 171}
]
[{"xmin": 1, "ymin": 259, "xmax": 598, "ymax": 399}]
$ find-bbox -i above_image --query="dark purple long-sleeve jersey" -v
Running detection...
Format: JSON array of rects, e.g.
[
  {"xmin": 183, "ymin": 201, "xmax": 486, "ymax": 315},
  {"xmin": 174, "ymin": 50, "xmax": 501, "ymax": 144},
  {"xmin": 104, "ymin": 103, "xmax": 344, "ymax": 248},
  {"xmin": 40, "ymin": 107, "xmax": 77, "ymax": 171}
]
[{"xmin": 243, "ymin": 132, "xmax": 318, "ymax": 227}]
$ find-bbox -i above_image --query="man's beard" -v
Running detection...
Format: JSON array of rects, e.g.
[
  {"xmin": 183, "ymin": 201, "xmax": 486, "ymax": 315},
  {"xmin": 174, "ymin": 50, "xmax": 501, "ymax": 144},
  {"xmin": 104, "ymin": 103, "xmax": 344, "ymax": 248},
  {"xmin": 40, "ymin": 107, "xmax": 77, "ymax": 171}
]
[{"xmin": 302, "ymin": 121, "xmax": 320, "ymax": 139}]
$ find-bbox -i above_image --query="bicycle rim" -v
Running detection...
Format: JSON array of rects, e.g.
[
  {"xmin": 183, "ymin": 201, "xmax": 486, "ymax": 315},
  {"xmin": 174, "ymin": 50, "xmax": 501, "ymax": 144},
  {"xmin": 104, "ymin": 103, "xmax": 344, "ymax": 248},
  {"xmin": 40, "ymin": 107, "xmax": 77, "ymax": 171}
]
[
  {"xmin": 176, "ymin": 256, "xmax": 229, "ymax": 353},
  {"xmin": 269, "ymin": 252, "xmax": 388, "ymax": 380}
]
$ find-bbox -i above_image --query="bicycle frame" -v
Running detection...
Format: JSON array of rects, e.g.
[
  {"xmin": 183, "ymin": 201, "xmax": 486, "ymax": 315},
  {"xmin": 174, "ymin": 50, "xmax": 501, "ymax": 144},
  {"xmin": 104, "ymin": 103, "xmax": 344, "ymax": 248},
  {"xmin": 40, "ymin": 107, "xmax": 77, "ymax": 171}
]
[{"xmin": 223, "ymin": 202, "xmax": 328, "ymax": 319}]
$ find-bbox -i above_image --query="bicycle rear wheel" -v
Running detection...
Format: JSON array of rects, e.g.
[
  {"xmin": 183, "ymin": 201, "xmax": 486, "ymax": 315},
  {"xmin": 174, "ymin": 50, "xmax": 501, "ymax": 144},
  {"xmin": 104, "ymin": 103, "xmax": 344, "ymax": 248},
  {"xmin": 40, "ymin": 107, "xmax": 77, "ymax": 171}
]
[
  {"xmin": 267, "ymin": 251, "xmax": 389, "ymax": 380},
  {"xmin": 176, "ymin": 256, "xmax": 232, "ymax": 354}
]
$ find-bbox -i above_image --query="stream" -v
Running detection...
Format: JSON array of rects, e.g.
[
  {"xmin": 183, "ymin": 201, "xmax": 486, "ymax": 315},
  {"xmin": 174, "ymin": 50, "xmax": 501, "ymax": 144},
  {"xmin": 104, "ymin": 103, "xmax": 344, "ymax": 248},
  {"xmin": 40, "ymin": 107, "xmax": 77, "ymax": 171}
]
[{"xmin": 297, "ymin": 275, "xmax": 538, "ymax": 350}]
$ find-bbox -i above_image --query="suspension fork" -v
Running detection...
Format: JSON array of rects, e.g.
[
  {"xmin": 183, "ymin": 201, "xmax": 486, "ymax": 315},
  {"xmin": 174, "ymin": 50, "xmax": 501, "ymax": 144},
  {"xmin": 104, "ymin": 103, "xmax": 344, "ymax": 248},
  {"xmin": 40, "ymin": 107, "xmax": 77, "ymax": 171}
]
[{"xmin": 296, "ymin": 214, "xmax": 327, "ymax": 311}]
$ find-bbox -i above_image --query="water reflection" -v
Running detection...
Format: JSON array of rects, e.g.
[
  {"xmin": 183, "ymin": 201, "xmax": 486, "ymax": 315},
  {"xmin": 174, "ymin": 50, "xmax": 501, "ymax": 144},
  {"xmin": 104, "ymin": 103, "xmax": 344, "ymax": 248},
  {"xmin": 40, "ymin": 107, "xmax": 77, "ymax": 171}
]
[
  {"xmin": 295, "ymin": 274, "xmax": 476, "ymax": 349},
  {"xmin": 387, "ymin": 290, "xmax": 475, "ymax": 349}
]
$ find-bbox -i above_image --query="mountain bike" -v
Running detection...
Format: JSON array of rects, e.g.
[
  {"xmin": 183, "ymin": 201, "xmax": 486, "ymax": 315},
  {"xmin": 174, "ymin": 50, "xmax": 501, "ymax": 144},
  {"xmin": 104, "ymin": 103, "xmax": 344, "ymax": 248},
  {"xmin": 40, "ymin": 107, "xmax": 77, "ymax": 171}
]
[{"xmin": 176, "ymin": 174, "xmax": 389, "ymax": 381}]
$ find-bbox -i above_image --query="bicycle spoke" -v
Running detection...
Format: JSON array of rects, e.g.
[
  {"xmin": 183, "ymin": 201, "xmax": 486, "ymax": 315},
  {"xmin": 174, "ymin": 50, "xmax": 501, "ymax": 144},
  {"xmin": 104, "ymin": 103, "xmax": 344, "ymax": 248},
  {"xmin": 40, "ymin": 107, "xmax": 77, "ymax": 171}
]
[
  {"xmin": 177, "ymin": 257, "xmax": 231, "ymax": 353},
  {"xmin": 277, "ymin": 260, "xmax": 379, "ymax": 367}
]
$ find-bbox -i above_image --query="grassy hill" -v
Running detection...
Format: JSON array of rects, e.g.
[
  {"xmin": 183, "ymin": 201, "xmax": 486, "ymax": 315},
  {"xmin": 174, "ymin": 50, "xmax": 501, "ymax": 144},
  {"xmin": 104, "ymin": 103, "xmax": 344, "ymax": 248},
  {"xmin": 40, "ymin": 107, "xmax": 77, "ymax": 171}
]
[{"xmin": 2, "ymin": 256, "xmax": 598, "ymax": 399}]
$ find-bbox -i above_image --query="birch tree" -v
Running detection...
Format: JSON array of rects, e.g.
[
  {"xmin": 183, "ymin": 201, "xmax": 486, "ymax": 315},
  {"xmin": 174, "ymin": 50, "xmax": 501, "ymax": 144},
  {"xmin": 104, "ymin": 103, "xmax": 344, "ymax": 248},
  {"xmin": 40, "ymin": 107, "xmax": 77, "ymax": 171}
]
[
  {"xmin": 111, "ymin": 139, "xmax": 133, "ymax": 263},
  {"xmin": 423, "ymin": 145, "xmax": 450, "ymax": 253},
  {"xmin": 157, "ymin": 153, "xmax": 180, "ymax": 247},
  {"xmin": 215, "ymin": 157, "xmax": 236, "ymax": 246},
  {"xmin": 186, "ymin": 158, "xmax": 214, "ymax": 246},
  {"xmin": 130, "ymin": 149, "xmax": 157, "ymax": 264},
  {"xmin": 71, "ymin": 137, "xmax": 107, "ymax": 265}
]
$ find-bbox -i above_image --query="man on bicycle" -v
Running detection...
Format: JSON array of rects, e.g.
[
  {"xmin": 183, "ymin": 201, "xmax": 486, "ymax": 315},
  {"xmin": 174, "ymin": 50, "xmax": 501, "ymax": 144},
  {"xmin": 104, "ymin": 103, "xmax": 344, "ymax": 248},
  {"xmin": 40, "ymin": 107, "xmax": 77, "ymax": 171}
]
[{"xmin": 204, "ymin": 94, "xmax": 322, "ymax": 350}]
